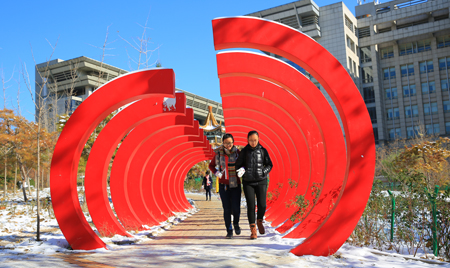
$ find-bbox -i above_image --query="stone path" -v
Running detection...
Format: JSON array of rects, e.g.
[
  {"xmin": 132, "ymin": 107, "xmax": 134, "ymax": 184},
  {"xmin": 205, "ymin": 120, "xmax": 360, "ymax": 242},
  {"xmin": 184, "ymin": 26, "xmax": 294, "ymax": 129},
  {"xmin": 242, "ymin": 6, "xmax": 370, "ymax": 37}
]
[{"xmin": 1, "ymin": 193, "xmax": 305, "ymax": 267}]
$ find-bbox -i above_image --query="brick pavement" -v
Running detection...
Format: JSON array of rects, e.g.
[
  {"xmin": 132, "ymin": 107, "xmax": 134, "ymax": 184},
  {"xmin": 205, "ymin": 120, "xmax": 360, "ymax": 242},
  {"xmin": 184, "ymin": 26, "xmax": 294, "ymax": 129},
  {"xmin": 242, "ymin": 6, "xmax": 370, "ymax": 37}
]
[{"xmin": 2, "ymin": 193, "xmax": 304, "ymax": 267}]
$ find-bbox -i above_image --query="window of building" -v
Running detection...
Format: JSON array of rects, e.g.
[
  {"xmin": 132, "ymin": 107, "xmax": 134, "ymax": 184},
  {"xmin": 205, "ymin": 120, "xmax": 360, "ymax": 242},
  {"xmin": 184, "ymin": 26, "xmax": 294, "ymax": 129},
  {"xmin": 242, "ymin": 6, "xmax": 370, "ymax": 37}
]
[
  {"xmin": 407, "ymin": 126, "xmax": 414, "ymax": 138},
  {"xmin": 399, "ymin": 39, "xmax": 432, "ymax": 56},
  {"xmin": 65, "ymin": 99, "xmax": 82, "ymax": 115},
  {"xmin": 399, "ymin": 43, "xmax": 414, "ymax": 56},
  {"xmin": 380, "ymin": 46, "xmax": 394, "ymax": 59},
  {"xmin": 383, "ymin": 67, "xmax": 396, "ymax": 80},
  {"xmin": 347, "ymin": 36, "xmax": 355, "ymax": 53},
  {"xmin": 417, "ymin": 39, "xmax": 431, "ymax": 52},
  {"xmin": 353, "ymin": 61, "xmax": 357, "ymax": 76},
  {"xmin": 301, "ymin": 15, "xmax": 319, "ymax": 26},
  {"xmin": 279, "ymin": 15, "xmax": 300, "ymax": 29},
  {"xmin": 387, "ymin": 108, "xmax": 393, "ymax": 120},
  {"xmin": 385, "ymin": 87, "xmax": 398, "ymax": 99},
  {"xmin": 395, "ymin": 128, "xmax": 401, "ymax": 138},
  {"xmin": 385, "ymin": 128, "xmax": 392, "ymax": 139},
  {"xmin": 421, "ymin": 81, "xmax": 436, "ymax": 94},
  {"xmin": 405, "ymin": 105, "xmax": 418, "ymax": 118},
  {"xmin": 425, "ymin": 123, "xmax": 440, "ymax": 135},
  {"xmin": 446, "ymin": 122, "xmax": 450, "ymax": 134},
  {"xmin": 403, "ymin": 84, "xmax": 416, "ymax": 96},
  {"xmin": 439, "ymin": 57, "xmax": 450, "ymax": 70},
  {"xmin": 378, "ymin": 27, "xmax": 391, "ymax": 33},
  {"xmin": 387, "ymin": 107, "xmax": 399, "ymax": 120},
  {"xmin": 431, "ymin": 102, "xmax": 438, "ymax": 114},
  {"xmin": 434, "ymin": 124, "xmax": 440, "ymax": 134},
  {"xmin": 435, "ymin": 13, "xmax": 449, "ymax": 21},
  {"xmin": 73, "ymin": 86, "xmax": 86, "ymax": 97},
  {"xmin": 345, "ymin": 16, "xmax": 353, "ymax": 32},
  {"xmin": 437, "ymin": 35, "xmax": 450, "ymax": 49},
  {"xmin": 444, "ymin": 100, "xmax": 450, "ymax": 113},
  {"xmin": 415, "ymin": 125, "xmax": 421, "ymax": 136},
  {"xmin": 424, "ymin": 102, "xmax": 438, "ymax": 115},
  {"xmin": 363, "ymin": 87, "xmax": 375, "ymax": 103},
  {"xmin": 408, "ymin": 64, "xmax": 415, "ymax": 76},
  {"xmin": 397, "ymin": 18, "xmax": 429, "ymax": 29},
  {"xmin": 419, "ymin": 60, "xmax": 434, "ymax": 73},
  {"xmin": 373, "ymin": 128, "xmax": 379, "ymax": 144},
  {"xmin": 388, "ymin": 128, "xmax": 401, "ymax": 139},
  {"xmin": 361, "ymin": 66, "xmax": 373, "ymax": 83},
  {"xmin": 360, "ymin": 47, "xmax": 371, "ymax": 63},
  {"xmin": 349, "ymin": 57, "xmax": 352, "ymax": 73},
  {"xmin": 425, "ymin": 124, "xmax": 434, "ymax": 135},
  {"xmin": 441, "ymin": 79, "xmax": 449, "ymax": 92},
  {"xmin": 424, "ymin": 103, "xmax": 430, "ymax": 115},
  {"xmin": 400, "ymin": 63, "xmax": 414, "ymax": 77},
  {"xmin": 358, "ymin": 26, "xmax": 370, "ymax": 38},
  {"xmin": 368, "ymin": 107, "xmax": 377, "ymax": 123}
]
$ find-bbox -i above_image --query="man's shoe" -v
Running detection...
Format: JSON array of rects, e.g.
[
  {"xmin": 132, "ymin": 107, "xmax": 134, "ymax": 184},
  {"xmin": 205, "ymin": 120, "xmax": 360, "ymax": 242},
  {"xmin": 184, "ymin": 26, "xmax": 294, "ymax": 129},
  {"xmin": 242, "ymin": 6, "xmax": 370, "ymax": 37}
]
[
  {"xmin": 234, "ymin": 224, "xmax": 241, "ymax": 235},
  {"xmin": 226, "ymin": 230, "xmax": 233, "ymax": 239}
]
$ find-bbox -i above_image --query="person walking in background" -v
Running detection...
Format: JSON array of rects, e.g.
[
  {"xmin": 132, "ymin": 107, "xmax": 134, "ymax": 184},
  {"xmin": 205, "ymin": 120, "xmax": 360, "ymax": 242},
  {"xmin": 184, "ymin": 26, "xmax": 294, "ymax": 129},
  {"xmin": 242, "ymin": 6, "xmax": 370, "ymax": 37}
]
[
  {"xmin": 202, "ymin": 170, "xmax": 212, "ymax": 201},
  {"xmin": 236, "ymin": 130, "xmax": 273, "ymax": 240},
  {"xmin": 209, "ymin": 133, "xmax": 241, "ymax": 239}
]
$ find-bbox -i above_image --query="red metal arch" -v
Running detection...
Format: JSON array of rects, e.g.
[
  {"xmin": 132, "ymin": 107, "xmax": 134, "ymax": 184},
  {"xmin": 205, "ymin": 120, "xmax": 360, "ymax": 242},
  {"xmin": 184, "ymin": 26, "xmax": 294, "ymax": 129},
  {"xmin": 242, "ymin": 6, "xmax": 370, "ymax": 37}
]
[
  {"xmin": 216, "ymin": 52, "xmax": 347, "ymax": 235},
  {"xmin": 110, "ymin": 109, "xmax": 196, "ymax": 228},
  {"xmin": 212, "ymin": 17, "xmax": 375, "ymax": 256},
  {"xmin": 50, "ymin": 69, "xmax": 176, "ymax": 250}
]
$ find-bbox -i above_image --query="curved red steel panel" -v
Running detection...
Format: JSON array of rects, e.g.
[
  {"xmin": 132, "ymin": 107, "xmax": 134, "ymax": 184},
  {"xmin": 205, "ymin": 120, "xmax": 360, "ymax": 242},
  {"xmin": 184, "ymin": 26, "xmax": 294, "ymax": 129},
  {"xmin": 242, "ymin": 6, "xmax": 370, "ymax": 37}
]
[
  {"xmin": 110, "ymin": 109, "xmax": 195, "ymax": 228},
  {"xmin": 167, "ymin": 143, "xmax": 213, "ymax": 210},
  {"xmin": 84, "ymin": 97, "xmax": 164, "ymax": 237},
  {"xmin": 216, "ymin": 52, "xmax": 347, "ymax": 234},
  {"xmin": 84, "ymin": 92, "xmax": 186, "ymax": 236},
  {"xmin": 212, "ymin": 17, "xmax": 375, "ymax": 256},
  {"xmin": 143, "ymin": 129, "xmax": 206, "ymax": 216},
  {"xmin": 220, "ymin": 76, "xmax": 321, "ymax": 224},
  {"xmin": 158, "ymin": 130, "xmax": 213, "ymax": 212},
  {"xmin": 50, "ymin": 69, "xmax": 175, "ymax": 250}
]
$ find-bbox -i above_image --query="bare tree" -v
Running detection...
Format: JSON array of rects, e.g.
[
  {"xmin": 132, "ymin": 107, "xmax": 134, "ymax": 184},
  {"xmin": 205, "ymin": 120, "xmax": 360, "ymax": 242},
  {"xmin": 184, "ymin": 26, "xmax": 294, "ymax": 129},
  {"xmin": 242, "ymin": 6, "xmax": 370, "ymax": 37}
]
[
  {"xmin": 1, "ymin": 67, "xmax": 15, "ymax": 199},
  {"xmin": 88, "ymin": 24, "xmax": 117, "ymax": 86},
  {"xmin": 118, "ymin": 11, "xmax": 160, "ymax": 70},
  {"xmin": 22, "ymin": 37, "xmax": 59, "ymax": 241}
]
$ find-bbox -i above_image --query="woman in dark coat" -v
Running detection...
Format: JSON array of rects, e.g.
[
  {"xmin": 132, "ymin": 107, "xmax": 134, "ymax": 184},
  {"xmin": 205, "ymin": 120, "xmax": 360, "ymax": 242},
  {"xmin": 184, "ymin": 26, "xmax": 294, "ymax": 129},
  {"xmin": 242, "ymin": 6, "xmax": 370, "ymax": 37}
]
[
  {"xmin": 202, "ymin": 170, "xmax": 212, "ymax": 201},
  {"xmin": 209, "ymin": 133, "xmax": 241, "ymax": 239},
  {"xmin": 236, "ymin": 130, "xmax": 273, "ymax": 239}
]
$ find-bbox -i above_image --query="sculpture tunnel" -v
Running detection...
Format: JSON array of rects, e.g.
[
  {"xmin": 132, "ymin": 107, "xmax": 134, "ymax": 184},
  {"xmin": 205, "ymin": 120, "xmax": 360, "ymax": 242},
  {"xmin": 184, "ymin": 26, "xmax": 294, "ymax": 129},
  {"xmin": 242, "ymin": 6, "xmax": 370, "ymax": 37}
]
[{"xmin": 50, "ymin": 16, "xmax": 375, "ymax": 256}]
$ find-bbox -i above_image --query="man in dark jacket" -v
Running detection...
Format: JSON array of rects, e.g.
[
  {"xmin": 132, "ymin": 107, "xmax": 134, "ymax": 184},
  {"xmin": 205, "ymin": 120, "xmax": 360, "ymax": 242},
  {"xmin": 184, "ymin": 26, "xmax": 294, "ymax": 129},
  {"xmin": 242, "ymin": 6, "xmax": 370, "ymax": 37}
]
[{"xmin": 202, "ymin": 170, "xmax": 212, "ymax": 201}]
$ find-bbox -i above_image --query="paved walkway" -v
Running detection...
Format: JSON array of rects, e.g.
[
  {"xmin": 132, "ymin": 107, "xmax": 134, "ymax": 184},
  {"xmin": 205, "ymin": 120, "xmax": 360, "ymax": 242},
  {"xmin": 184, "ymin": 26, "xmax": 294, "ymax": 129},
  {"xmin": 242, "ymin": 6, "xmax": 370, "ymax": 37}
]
[{"xmin": 2, "ymin": 193, "xmax": 304, "ymax": 267}]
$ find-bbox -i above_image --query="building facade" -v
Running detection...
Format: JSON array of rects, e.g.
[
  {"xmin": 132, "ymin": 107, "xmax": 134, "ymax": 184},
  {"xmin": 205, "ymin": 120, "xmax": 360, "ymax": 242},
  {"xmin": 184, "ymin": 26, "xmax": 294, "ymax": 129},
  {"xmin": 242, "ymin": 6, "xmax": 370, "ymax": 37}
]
[
  {"xmin": 35, "ymin": 56, "xmax": 224, "ymax": 132},
  {"xmin": 356, "ymin": 0, "xmax": 449, "ymax": 143},
  {"xmin": 247, "ymin": 0, "xmax": 450, "ymax": 144}
]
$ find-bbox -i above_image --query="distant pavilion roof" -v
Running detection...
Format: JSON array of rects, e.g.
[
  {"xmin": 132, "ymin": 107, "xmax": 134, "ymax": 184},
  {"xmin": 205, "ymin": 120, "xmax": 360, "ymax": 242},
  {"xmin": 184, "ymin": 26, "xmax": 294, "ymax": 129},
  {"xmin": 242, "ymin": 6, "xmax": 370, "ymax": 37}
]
[{"xmin": 200, "ymin": 106, "xmax": 225, "ymax": 133}]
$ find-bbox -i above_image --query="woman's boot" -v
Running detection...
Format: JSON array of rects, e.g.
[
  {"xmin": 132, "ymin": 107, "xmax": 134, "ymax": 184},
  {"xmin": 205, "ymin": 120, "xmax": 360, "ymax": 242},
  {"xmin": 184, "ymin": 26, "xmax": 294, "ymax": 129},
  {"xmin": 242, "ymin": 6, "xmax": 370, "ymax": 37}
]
[
  {"xmin": 250, "ymin": 224, "xmax": 257, "ymax": 239},
  {"xmin": 257, "ymin": 219, "xmax": 265, "ymax": 234}
]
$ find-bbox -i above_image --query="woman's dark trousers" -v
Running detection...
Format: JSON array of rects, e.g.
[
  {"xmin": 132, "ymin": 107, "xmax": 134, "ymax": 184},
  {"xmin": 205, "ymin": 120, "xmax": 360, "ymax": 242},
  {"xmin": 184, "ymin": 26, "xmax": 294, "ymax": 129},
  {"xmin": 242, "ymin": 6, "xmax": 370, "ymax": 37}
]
[
  {"xmin": 243, "ymin": 183, "xmax": 267, "ymax": 224},
  {"xmin": 218, "ymin": 183, "xmax": 241, "ymax": 231}
]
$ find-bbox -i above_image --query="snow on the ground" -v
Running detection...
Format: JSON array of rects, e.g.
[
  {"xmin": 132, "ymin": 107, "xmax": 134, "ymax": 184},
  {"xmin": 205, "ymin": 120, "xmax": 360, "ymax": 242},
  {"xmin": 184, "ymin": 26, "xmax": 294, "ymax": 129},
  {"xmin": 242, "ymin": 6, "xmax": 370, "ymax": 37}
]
[{"xmin": 1, "ymin": 190, "xmax": 449, "ymax": 267}]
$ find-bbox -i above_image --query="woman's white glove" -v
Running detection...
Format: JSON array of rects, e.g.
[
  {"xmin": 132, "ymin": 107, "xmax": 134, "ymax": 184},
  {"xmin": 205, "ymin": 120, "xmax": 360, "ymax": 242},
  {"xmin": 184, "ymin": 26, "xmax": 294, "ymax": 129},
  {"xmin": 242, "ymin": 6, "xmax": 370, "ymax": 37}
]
[
  {"xmin": 237, "ymin": 167, "xmax": 245, "ymax": 178},
  {"xmin": 215, "ymin": 171, "xmax": 223, "ymax": 178}
]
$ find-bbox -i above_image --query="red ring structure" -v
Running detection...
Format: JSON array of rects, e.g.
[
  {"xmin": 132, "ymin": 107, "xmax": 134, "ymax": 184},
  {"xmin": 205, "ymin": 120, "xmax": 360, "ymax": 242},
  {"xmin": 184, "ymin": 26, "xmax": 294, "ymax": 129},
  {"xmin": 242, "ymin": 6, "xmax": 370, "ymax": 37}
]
[
  {"xmin": 212, "ymin": 17, "xmax": 375, "ymax": 256},
  {"xmin": 50, "ymin": 69, "xmax": 212, "ymax": 249},
  {"xmin": 50, "ymin": 17, "xmax": 374, "ymax": 256}
]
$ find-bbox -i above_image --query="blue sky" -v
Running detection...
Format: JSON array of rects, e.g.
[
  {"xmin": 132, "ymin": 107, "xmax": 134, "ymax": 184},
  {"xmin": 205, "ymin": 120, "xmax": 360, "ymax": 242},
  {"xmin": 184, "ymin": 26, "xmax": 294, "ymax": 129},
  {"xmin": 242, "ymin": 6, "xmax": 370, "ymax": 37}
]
[{"xmin": 0, "ymin": 0, "xmax": 362, "ymax": 122}]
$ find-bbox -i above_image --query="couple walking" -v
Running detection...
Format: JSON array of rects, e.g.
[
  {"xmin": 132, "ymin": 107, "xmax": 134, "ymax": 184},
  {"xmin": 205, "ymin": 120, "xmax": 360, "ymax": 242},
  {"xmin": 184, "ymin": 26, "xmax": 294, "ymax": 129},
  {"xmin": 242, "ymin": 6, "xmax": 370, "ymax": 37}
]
[{"xmin": 209, "ymin": 131, "xmax": 273, "ymax": 239}]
